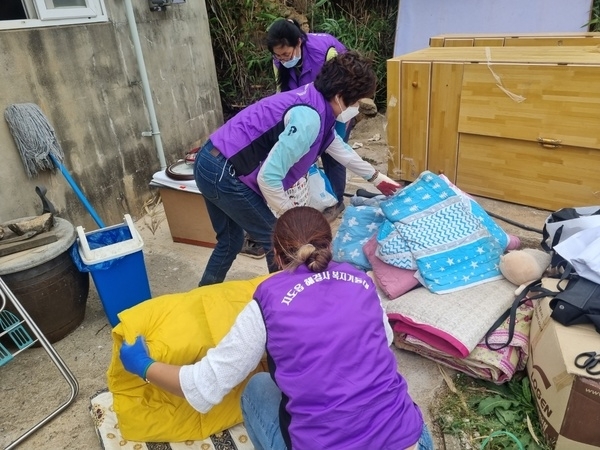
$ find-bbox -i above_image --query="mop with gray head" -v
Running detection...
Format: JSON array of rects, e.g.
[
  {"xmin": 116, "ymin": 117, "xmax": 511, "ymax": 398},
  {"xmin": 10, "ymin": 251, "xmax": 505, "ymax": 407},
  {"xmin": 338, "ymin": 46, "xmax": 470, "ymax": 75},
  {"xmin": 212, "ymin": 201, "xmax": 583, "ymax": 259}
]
[{"xmin": 4, "ymin": 103, "xmax": 65, "ymax": 178}]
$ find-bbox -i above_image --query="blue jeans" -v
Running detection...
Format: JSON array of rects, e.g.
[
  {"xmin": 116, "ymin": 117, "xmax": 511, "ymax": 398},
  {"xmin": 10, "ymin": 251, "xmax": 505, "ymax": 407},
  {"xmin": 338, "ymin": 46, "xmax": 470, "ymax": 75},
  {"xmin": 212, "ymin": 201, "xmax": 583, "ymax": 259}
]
[
  {"xmin": 241, "ymin": 373, "xmax": 287, "ymax": 450},
  {"xmin": 323, "ymin": 120, "xmax": 354, "ymax": 204},
  {"xmin": 194, "ymin": 141, "xmax": 278, "ymax": 286},
  {"xmin": 241, "ymin": 372, "xmax": 435, "ymax": 450},
  {"xmin": 416, "ymin": 423, "xmax": 435, "ymax": 450},
  {"xmin": 321, "ymin": 152, "xmax": 346, "ymax": 204}
]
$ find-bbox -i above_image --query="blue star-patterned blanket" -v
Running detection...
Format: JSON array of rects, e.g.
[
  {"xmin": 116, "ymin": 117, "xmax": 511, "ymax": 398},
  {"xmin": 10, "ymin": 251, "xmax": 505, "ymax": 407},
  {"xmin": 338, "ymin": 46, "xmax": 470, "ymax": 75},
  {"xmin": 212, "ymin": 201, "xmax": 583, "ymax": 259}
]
[
  {"xmin": 332, "ymin": 196, "xmax": 386, "ymax": 270},
  {"xmin": 377, "ymin": 171, "xmax": 508, "ymax": 294}
]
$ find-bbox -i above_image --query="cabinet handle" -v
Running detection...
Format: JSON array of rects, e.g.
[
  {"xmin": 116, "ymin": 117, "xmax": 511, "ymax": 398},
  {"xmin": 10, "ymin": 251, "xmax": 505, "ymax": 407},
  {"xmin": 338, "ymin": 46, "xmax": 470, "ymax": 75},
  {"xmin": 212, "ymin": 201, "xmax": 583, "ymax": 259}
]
[{"xmin": 537, "ymin": 137, "xmax": 562, "ymax": 149}]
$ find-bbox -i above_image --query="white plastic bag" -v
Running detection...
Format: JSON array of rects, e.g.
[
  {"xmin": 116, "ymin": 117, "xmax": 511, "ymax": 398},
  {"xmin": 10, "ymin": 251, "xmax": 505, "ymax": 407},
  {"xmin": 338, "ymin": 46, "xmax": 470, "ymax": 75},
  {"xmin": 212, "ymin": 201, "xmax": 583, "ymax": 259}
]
[
  {"xmin": 306, "ymin": 165, "xmax": 337, "ymax": 212},
  {"xmin": 268, "ymin": 175, "xmax": 309, "ymax": 217},
  {"xmin": 542, "ymin": 206, "xmax": 600, "ymax": 250},
  {"xmin": 554, "ymin": 226, "xmax": 600, "ymax": 285}
]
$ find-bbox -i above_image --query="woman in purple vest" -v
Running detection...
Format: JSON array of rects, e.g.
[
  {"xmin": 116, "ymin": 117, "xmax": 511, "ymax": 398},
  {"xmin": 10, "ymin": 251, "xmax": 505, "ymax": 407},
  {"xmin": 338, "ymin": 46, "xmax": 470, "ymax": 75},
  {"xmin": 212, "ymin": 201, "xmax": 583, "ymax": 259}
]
[
  {"xmin": 192, "ymin": 51, "xmax": 400, "ymax": 287},
  {"xmin": 120, "ymin": 206, "xmax": 434, "ymax": 450},
  {"xmin": 266, "ymin": 18, "xmax": 350, "ymax": 222}
]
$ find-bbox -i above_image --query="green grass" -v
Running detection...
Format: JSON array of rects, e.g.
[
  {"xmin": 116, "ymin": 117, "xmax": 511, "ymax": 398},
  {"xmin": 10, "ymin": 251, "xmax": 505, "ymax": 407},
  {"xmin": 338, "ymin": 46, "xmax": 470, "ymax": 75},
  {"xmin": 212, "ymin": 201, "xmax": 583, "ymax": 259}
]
[{"xmin": 434, "ymin": 371, "xmax": 553, "ymax": 450}]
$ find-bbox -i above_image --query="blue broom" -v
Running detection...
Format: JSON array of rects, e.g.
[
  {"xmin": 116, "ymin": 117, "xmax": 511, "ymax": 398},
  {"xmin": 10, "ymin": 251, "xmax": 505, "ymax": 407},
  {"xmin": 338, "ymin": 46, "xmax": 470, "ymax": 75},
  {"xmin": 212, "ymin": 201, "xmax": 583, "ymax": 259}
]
[{"xmin": 4, "ymin": 103, "xmax": 105, "ymax": 228}]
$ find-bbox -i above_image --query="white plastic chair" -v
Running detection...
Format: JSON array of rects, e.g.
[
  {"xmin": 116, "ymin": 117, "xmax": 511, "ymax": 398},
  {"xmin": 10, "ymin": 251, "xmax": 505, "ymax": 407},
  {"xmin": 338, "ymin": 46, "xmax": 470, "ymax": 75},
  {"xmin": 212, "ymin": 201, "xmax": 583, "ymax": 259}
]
[{"xmin": 0, "ymin": 277, "xmax": 79, "ymax": 449}]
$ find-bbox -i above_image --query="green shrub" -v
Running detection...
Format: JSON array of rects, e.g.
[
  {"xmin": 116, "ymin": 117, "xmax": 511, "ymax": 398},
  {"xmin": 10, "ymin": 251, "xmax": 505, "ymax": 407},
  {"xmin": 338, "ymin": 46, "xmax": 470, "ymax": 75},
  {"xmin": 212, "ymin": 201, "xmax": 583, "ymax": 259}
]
[
  {"xmin": 206, "ymin": 0, "xmax": 397, "ymax": 114},
  {"xmin": 589, "ymin": 0, "xmax": 600, "ymax": 31}
]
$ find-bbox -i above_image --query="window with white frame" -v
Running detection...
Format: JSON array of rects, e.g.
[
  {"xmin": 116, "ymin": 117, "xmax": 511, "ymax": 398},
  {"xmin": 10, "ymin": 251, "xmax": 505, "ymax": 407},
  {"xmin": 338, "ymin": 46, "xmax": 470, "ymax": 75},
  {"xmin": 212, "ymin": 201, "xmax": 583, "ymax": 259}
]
[{"xmin": 0, "ymin": 0, "xmax": 108, "ymax": 29}]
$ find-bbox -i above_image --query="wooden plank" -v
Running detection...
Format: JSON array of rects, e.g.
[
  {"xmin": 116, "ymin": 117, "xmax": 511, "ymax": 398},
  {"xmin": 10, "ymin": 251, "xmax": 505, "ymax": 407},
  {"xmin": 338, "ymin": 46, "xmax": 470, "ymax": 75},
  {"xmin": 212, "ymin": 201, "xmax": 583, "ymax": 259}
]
[
  {"xmin": 456, "ymin": 134, "xmax": 600, "ymax": 211},
  {"xmin": 428, "ymin": 62, "xmax": 463, "ymax": 182},
  {"xmin": 458, "ymin": 64, "xmax": 600, "ymax": 150},
  {"xmin": 389, "ymin": 46, "xmax": 600, "ymax": 65},
  {"xmin": 473, "ymin": 38, "xmax": 505, "ymax": 47},
  {"xmin": 428, "ymin": 37, "xmax": 445, "ymax": 47},
  {"xmin": 430, "ymin": 32, "xmax": 600, "ymax": 41},
  {"xmin": 0, "ymin": 232, "xmax": 58, "ymax": 257},
  {"xmin": 444, "ymin": 38, "xmax": 474, "ymax": 47},
  {"xmin": 399, "ymin": 61, "xmax": 431, "ymax": 181},
  {"xmin": 386, "ymin": 58, "xmax": 402, "ymax": 180},
  {"xmin": 505, "ymin": 36, "xmax": 600, "ymax": 47}
]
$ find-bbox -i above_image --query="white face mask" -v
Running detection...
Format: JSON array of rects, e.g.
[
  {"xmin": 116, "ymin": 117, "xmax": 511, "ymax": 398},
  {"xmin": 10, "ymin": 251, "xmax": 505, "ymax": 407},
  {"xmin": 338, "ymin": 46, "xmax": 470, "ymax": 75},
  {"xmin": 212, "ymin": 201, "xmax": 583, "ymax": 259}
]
[
  {"xmin": 281, "ymin": 47, "xmax": 301, "ymax": 68},
  {"xmin": 282, "ymin": 55, "xmax": 300, "ymax": 68},
  {"xmin": 336, "ymin": 97, "xmax": 359, "ymax": 123}
]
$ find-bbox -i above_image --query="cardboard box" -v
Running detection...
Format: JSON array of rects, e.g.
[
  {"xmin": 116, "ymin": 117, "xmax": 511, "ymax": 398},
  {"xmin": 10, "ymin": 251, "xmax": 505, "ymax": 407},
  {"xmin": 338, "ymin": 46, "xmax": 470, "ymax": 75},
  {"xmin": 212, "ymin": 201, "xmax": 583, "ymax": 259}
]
[
  {"xmin": 158, "ymin": 187, "xmax": 216, "ymax": 248},
  {"xmin": 527, "ymin": 278, "xmax": 600, "ymax": 449}
]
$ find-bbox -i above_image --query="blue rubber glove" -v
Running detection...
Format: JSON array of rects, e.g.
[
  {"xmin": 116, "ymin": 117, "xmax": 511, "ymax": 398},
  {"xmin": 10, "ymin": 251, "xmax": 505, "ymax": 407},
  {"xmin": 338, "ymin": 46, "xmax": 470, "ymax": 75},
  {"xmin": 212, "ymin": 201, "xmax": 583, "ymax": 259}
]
[{"xmin": 120, "ymin": 335, "xmax": 155, "ymax": 381}]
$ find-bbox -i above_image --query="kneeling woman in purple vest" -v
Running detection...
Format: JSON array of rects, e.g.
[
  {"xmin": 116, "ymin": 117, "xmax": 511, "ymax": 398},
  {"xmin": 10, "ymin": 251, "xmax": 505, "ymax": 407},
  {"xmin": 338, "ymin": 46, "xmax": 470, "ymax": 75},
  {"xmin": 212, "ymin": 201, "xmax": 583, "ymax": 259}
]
[
  {"xmin": 192, "ymin": 51, "xmax": 400, "ymax": 287},
  {"xmin": 120, "ymin": 206, "xmax": 434, "ymax": 450}
]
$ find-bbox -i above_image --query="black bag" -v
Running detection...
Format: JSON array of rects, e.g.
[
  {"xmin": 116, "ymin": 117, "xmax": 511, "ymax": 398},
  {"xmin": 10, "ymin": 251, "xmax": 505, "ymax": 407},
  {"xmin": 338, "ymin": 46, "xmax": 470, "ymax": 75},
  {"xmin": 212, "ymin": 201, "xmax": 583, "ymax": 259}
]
[
  {"xmin": 549, "ymin": 276, "xmax": 600, "ymax": 333},
  {"xmin": 485, "ymin": 270, "xmax": 600, "ymax": 351}
]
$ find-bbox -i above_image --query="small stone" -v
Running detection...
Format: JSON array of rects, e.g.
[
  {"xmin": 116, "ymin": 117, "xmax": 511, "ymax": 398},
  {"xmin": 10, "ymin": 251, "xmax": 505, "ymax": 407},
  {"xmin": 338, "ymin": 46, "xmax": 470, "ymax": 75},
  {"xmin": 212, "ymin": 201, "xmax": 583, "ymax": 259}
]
[
  {"xmin": 359, "ymin": 98, "xmax": 378, "ymax": 116},
  {"xmin": 6, "ymin": 213, "xmax": 54, "ymax": 236}
]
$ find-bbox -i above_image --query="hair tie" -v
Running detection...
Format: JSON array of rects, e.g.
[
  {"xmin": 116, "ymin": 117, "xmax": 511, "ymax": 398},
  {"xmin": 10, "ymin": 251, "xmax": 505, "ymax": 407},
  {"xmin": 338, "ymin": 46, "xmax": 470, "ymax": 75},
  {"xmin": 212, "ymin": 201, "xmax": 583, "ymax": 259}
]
[{"xmin": 300, "ymin": 243, "xmax": 315, "ymax": 253}]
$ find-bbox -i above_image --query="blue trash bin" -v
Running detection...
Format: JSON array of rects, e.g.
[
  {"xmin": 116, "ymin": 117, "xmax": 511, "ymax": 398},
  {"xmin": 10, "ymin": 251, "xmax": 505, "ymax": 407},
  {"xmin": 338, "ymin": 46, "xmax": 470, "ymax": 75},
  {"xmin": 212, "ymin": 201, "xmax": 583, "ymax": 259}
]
[{"xmin": 75, "ymin": 214, "xmax": 151, "ymax": 327}]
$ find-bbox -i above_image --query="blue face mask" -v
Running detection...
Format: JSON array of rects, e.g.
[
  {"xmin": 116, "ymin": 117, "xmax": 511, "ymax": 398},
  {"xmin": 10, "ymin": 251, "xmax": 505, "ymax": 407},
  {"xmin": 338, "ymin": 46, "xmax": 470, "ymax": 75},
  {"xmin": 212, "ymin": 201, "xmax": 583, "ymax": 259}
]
[{"xmin": 282, "ymin": 55, "xmax": 300, "ymax": 68}]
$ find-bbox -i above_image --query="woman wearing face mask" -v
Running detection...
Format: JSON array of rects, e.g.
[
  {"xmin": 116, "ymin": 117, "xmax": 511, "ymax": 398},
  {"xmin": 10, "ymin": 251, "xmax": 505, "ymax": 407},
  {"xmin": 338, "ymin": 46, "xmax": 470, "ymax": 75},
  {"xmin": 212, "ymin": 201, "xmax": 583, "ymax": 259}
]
[
  {"xmin": 265, "ymin": 18, "xmax": 351, "ymax": 223},
  {"xmin": 191, "ymin": 51, "xmax": 400, "ymax": 286}
]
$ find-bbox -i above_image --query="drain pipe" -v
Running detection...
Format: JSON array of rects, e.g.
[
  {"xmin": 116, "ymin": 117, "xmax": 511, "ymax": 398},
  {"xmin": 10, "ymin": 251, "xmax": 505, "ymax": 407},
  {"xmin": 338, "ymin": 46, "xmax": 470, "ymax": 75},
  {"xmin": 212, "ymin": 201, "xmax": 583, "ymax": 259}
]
[{"xmin": 123, "ymin": 0, "xmax": 167, "ymax": 170}]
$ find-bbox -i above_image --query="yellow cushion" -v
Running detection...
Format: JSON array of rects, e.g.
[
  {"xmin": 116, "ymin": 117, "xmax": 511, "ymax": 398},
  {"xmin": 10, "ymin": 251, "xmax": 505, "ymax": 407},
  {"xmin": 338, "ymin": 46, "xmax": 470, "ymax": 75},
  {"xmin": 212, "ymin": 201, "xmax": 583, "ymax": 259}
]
[{"xmin": 106, "ymin": 275, "xmax": 270, "ymax": 442}]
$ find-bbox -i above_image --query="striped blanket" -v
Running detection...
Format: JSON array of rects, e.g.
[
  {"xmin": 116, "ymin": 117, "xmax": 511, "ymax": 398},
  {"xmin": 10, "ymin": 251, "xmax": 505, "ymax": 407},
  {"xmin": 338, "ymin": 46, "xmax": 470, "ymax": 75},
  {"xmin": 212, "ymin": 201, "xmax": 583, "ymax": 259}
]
[{"xmin": 377, "ymin": 171, "xmax": 508, "ymax": 294}]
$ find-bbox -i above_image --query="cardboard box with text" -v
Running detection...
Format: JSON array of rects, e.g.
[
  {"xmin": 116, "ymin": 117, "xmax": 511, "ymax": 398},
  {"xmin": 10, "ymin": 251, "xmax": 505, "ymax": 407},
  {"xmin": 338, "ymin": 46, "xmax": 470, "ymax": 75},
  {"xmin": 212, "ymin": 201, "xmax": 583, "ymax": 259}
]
[{"xmin": 527, "ymin": 278, "xmax": 600, "ymax": 449}]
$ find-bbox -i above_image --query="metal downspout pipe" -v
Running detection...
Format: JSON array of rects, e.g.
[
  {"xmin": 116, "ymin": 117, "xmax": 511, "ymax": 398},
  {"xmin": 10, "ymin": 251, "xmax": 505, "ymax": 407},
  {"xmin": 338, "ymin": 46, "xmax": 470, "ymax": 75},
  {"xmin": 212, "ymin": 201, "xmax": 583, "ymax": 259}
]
[{"xmin": 123, "ymin": 0, "xmax": 167, "ymax": 170}]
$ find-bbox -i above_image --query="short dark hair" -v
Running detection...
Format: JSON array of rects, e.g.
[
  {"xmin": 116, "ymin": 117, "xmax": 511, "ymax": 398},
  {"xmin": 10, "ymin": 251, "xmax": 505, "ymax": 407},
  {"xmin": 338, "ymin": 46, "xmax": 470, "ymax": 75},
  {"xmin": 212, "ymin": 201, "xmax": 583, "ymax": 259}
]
[{"xmin": 314, "ymin": 51, "xmax": 377, "ymax": 105}]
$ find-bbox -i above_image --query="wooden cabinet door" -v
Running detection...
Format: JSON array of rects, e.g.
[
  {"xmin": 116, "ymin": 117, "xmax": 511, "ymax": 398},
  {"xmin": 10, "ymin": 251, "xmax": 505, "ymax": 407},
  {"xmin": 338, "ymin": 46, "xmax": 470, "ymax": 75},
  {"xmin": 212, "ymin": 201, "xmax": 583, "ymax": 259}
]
[
  {"xmin": 457, "ymin": 134, "xmax": 600, "ymax": 210},
  {"xmin": 427, "ymin": 62, "xmax": 463, "ymax": 182},
  {"xmin": 458, "ymin": 63, "xmax": 600, "ymax": 150},
  {"xmin": 456, "ymin": 63, "xmax": 600, "ymax": 209},
  {"xmin": 398, "ymin": 61, "xmax": 431, "ymax": 181},
  {"xmin": 386, "ymin": 58, "xmax": 402, "ymax": 180}
]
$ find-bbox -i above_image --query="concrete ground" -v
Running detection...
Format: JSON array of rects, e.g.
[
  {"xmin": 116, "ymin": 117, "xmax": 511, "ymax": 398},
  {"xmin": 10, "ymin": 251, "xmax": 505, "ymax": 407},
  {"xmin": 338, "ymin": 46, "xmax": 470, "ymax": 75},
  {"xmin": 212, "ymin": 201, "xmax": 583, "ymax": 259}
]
[
  {"xmin": 0, "ymin": 187, "xmax": 549, "ymax": 449},
  {"xmin": 0, "ymin": 115, "xmax": 551, "ymax": 449}
]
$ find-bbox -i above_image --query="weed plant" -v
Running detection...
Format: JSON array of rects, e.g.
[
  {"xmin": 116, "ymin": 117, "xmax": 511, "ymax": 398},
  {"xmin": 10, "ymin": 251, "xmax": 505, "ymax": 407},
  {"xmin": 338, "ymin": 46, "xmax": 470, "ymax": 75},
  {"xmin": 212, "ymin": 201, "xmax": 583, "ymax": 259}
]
[
  {"xmin": 308, "ymin": 0, "xmax": 397, "ymax": 109},
  {"xmin": 435, "ymin": 372, "xmax": 553, "ymax": 450},
  {"xmin": 589, "ymin": 0, "xmax": 600, "ymax": 31},
  {"xmin": 206, "ymin": 0, "xmax": 280, "ymax": 116}
]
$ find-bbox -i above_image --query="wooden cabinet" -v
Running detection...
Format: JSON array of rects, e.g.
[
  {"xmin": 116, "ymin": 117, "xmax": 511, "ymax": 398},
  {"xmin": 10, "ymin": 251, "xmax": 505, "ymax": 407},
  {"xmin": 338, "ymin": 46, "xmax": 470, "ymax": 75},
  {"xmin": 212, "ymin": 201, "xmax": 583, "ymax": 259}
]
[{"xmin": 387, "ymin": 46, "xmax": 600, "ymax": 211}]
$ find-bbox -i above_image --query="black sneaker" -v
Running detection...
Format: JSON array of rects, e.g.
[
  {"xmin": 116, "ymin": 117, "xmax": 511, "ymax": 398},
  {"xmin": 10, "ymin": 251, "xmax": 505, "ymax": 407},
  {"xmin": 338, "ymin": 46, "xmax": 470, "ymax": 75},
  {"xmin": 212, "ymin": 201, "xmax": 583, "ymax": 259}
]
[
  {"xmin": 239, "ymin": 238, "xmax": 266, "ymax": 259},
  {"xmin": 322, "ymin": 202, "xmax": 346, "ymax": 223}
]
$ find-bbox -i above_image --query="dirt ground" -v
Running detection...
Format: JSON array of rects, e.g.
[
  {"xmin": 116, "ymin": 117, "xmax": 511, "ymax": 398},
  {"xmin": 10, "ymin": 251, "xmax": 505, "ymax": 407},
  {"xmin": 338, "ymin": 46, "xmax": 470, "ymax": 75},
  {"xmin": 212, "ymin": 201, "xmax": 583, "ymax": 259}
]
[{"xmin": 0, "ymin": 113, "xmax": 548, "ymax": 449}]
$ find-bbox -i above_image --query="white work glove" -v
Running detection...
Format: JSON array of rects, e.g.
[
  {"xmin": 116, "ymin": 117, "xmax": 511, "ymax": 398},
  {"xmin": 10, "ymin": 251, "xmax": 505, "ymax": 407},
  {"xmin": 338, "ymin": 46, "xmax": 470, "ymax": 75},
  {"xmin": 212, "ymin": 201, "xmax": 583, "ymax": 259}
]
[{"xmin": 371, "ymin": 171, "xmax": 401, "ymax": 196}]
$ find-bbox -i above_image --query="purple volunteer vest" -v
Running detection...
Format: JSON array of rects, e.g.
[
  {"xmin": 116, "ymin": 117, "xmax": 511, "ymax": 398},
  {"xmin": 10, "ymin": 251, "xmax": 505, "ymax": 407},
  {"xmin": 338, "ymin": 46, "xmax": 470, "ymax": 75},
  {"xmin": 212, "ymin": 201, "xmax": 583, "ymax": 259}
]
[
  {"xmin": 209, "ymin": 84, "xmax": 336, "ymax": 195},
  {"xmin": 254, "ymin": 262, "xmax": 424, "ymax": 450},
  {"xmin": 275, "ymin": 33, "xmax": 347, "ymax": 89}
]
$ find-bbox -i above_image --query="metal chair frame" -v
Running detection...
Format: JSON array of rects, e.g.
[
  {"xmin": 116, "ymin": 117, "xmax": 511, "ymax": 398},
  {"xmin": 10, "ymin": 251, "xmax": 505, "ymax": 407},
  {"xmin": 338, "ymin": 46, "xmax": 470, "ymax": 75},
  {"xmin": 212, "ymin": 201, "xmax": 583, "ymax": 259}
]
[{"xmin": 0, "ymin": 277, "xmax": 79, "ymax": 449}]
